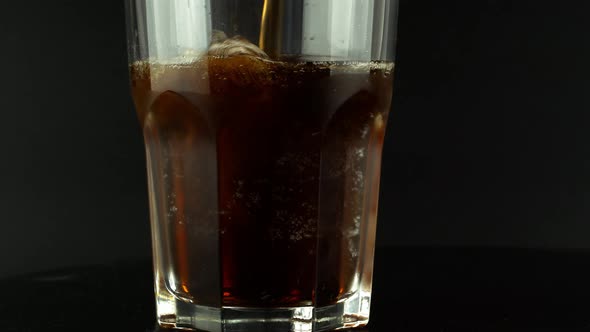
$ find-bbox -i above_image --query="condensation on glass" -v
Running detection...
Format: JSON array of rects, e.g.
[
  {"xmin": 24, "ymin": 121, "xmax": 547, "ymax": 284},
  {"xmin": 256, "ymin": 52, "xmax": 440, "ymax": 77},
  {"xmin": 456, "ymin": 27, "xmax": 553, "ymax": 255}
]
[{"xmin": 125, "ymin": 1, "xmax": 398, "ymax": 331}]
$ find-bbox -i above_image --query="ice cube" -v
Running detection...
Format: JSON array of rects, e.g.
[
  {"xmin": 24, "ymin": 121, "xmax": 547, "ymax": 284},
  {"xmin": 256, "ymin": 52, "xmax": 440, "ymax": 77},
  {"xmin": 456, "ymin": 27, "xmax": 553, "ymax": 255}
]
[
  {"xmin": 208, "ymin": 36, "xmax": 269, "ymax": 59},
  {"xmin": 149, "ymin": 91, "xmax": 200, "ymax": 138}
]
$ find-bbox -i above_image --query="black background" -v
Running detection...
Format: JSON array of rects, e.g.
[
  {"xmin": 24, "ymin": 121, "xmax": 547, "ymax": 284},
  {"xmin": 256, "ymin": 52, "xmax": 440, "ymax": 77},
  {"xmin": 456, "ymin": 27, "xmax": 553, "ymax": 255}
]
[{"xmin": 1, "ymin": 0, "xmax": 589, "ymax": 278}]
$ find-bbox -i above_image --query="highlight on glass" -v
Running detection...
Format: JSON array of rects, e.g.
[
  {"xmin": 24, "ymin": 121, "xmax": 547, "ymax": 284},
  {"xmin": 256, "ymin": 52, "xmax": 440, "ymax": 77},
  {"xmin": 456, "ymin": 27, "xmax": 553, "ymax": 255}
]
[{"xmin": 125, "ymin": 1, "xmax": 398, "ymax": 331}]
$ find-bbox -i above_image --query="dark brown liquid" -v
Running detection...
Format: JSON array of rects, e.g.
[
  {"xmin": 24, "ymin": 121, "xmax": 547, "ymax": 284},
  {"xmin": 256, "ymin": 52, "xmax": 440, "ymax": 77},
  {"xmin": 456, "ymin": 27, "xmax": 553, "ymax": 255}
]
[{"xmin": 131, "ymin": 55, "xmax": 393, "ymax": 307}]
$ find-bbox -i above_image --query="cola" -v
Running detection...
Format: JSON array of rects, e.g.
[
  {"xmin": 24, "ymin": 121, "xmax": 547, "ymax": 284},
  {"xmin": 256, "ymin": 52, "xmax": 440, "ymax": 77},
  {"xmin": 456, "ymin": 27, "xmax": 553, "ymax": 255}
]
[{"xmin": 130, "ymin": 42, "xmax": 394, "ymax": 307}]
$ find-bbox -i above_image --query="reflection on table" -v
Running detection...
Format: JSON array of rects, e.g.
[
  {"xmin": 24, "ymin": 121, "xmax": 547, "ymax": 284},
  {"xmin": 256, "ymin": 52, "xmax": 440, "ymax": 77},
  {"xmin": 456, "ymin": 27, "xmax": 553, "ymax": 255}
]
[{"xmin": 2, "ymin": 247, "xmax": 590, "ymax": 331}]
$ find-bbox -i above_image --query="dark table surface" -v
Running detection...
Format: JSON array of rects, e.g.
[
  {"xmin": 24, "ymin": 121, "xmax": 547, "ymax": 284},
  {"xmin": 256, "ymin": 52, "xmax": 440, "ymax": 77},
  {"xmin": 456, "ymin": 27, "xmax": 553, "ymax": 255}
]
[{"xmin": 2, "ymin": 247, "xmax": 590, "ymax": 331}]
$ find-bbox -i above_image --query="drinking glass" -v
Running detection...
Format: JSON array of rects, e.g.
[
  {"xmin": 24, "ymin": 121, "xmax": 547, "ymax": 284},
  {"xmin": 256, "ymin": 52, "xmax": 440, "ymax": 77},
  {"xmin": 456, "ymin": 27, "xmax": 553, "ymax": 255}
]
[{"xmin": 125, "ymin": 1, "xmax": 398, "ymax": 331}]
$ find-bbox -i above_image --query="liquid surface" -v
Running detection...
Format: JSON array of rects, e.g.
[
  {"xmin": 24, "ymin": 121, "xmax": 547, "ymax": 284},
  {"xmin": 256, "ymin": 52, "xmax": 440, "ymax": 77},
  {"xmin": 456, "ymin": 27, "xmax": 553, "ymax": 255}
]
[{"xmin": 131, "ymin": 53, "xmax": 393, "ymax": 307}]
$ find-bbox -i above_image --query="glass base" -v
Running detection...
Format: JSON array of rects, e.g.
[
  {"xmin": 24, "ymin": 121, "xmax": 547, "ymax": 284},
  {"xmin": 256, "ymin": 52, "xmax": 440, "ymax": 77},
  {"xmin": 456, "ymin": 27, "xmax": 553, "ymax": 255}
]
[{"xmin": 156, "ymin": 289, "xmax": 371, "ymax": 332}]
